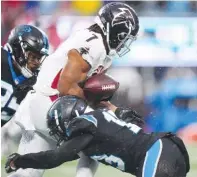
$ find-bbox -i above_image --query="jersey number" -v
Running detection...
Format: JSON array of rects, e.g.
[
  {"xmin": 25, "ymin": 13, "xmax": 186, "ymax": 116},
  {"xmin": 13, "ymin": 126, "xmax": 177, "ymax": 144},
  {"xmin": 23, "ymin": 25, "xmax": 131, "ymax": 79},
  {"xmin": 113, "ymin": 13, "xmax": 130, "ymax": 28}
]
[
  {"xmin": 86, "ymin": 34, "xmax": 98, "ymax": 42},
  {"xmin": 1, "ymin": 80, "xmax": 18, "ymax": 113},
  {"xmin": 92, "ymin": 65, "xmax": 105, "ymax": 76},
  {"xmin": 91, "ymin": 154, "xmax": 125, "ymax": 171},
  {"xmin": 103, "ymin": 112, "xmax": 141, "ymax": 134},
  {"xmin": 90, "ymin": 113, "xmax": 141, "ymax": 171}
]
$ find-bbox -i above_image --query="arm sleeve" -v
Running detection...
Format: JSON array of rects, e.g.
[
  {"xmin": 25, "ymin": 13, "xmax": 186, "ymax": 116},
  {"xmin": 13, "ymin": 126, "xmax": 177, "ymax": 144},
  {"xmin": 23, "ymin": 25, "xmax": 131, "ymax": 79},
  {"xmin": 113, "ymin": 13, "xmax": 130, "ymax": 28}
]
[{"xmin": 14, "ymin": 134, "xmax": 93, "ymax": 169}]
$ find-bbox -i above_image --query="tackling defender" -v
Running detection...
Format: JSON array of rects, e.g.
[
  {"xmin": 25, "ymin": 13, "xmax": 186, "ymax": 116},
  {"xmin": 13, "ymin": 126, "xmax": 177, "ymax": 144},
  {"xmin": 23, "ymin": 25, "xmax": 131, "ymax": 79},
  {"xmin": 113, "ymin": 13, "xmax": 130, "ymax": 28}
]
[
  {"xmin": 9, "ymin": 2, "xmax": 140, "ymax": 177},
  {"xmin": 6, "ymin": 96, "xmax": 190, "ymax": 177}
]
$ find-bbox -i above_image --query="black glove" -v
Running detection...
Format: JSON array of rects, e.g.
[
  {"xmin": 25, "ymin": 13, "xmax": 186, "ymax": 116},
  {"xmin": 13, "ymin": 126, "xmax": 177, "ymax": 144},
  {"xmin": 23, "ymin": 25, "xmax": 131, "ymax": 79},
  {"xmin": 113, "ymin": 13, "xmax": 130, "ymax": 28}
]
[
  {"xmin": 16, "ymin": 76, "xmax": 37, "ymax": 92},
  {"xmin": 115, "ymin": 107, "xmax": 144, "ymax": 127},
  {"xmin": 5, "ymin": 153, "xmax": 20, "ymax": 173}
]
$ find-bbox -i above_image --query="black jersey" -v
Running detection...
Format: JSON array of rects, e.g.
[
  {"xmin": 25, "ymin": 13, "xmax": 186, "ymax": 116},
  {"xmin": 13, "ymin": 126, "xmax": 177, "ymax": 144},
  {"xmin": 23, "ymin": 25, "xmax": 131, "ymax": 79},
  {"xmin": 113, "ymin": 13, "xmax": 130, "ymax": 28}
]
[
  {"xmin": 66, "ymin": 110, "xmax": 169, "ymax": 175},
  {"xmin": 1, "ymin": 47, "xmax": 36, "ymax": 124}
]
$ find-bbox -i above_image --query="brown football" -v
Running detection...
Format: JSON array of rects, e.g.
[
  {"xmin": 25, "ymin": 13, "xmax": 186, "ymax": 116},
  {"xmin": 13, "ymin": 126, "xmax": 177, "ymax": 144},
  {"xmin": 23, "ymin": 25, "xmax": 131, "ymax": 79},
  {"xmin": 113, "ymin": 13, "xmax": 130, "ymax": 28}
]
[{"xmin": 83, "ymin": 73, "xmax": 119, "ymax": 103}]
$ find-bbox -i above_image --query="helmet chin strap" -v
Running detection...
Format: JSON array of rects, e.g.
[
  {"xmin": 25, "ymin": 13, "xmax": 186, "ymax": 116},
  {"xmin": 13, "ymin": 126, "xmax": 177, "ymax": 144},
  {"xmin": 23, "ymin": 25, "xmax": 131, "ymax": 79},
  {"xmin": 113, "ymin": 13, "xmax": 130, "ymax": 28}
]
[
  {"xmin": 13, "ymin": 60, "xmax": 33, "ymax": 78},
  {"xmin": 4, "ymin": 43, "xmax": 13, "ymax": 53},
  {"xmin": 20, "ymin": 65, "xmax": 33, "ymax": 78}
]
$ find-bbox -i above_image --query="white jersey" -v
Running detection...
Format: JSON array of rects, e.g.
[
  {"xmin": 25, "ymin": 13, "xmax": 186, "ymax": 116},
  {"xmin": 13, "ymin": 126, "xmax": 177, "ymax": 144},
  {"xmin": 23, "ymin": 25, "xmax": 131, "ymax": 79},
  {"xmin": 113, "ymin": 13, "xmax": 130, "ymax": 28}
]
[
  {"xmin": 15, "ymin": 28, "xmax": 112, "ymax": 135},
  {"xmin": 34, "ymin": 29, "xmax": 112, "ymax": 97}
]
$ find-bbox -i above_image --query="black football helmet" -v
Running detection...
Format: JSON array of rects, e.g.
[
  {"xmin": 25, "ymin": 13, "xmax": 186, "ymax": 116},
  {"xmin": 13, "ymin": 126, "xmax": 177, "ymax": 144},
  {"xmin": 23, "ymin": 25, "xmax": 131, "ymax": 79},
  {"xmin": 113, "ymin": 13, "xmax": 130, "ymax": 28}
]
[
  {"xmin": 95, "ymin": 2, "xmax": 139, "ymax": 57},
  {"xmin": 47, "ymin": 95, "xmax": 88, "ymax": 145},
  {"xmin": 5, "ymin": 25, "xmax": 49, "ymax": 78}
]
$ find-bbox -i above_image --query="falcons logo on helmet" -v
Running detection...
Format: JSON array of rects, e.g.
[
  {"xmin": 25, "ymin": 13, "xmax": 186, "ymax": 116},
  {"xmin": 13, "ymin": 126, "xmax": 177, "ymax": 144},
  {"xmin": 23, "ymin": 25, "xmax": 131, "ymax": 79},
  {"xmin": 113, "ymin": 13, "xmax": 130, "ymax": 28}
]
[{"xmin": 112, "ymin": 7, "xmax": 136, "ymax": 30}]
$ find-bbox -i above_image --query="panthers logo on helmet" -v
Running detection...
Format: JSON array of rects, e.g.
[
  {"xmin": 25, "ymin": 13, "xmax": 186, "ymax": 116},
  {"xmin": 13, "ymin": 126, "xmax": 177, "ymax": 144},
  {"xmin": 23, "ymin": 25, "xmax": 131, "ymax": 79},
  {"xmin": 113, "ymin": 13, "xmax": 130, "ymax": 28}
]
[{"xmin": 112, "ymin": 7, "xmax": 136, "ymax": 30}]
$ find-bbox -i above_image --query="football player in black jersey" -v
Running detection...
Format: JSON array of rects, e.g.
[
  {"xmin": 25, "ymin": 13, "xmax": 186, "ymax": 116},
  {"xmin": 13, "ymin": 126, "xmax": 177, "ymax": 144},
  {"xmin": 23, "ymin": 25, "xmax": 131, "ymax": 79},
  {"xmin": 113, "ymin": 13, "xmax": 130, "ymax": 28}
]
[
  {"xmin": 1, "ymin": 24, "xmax": 49, "ymax": 126},
  {"xmin": 5, "ymin": 96, "xmax": 190, "ymax": 177},
  {"xmin": 1, "ymin": 25, "xmax": 49, "ymax": 156}
]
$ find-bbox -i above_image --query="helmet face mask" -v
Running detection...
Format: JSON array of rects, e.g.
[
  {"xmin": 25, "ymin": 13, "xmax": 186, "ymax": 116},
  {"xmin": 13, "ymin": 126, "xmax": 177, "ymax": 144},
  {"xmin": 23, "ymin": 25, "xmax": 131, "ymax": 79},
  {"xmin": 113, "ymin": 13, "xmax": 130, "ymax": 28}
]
[
  {"xmin": 115, "ymin": 33, "xmax": 137, "ymax": 57},
  {"xmin": 21, "ymin": 43, "xmax": 47, "ymax": 72},
  {"xmin": 108, "ymin": 20, "xmax": 137, "ymax": 57}
]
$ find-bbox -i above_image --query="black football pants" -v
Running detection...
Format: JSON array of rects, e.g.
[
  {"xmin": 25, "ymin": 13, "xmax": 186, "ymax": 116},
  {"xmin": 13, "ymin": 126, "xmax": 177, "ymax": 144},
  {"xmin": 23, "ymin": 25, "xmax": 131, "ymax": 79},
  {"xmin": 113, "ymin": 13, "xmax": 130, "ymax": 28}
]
[{"xmin": 136, "ymin": 136, "xmax": 189, "ymax": 177}]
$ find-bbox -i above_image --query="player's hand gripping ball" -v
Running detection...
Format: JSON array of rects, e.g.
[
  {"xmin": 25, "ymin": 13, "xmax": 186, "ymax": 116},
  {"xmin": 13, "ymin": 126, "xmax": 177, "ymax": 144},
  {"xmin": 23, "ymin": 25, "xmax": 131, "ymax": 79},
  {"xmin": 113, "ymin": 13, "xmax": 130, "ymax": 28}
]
[{"xmin": 83, "ymin": 73, "xmax": 119, "ymax": 103}]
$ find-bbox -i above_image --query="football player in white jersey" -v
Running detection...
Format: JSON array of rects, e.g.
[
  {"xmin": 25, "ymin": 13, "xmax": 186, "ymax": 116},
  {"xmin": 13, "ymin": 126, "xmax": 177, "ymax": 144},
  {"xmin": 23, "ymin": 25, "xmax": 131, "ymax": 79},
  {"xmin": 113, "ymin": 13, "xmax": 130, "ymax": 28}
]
[{"xmin": 7, "ymin": 2, "xmax": 139, "ymax": 177}]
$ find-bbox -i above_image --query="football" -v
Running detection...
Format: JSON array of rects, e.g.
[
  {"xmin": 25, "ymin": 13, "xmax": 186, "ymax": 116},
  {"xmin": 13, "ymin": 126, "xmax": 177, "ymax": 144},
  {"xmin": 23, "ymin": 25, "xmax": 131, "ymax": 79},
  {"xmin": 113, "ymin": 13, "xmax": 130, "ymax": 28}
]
[{"xmin": 83, "ymin": 73, "xmax": 119, "ymax": 103}]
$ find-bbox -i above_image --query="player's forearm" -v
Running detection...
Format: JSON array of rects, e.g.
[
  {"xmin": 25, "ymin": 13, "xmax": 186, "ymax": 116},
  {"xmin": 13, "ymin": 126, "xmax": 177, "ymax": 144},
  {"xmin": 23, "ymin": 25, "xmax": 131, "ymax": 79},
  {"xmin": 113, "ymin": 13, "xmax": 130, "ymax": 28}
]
[
  {"xmin": 14, "ymin": 149, "xmax": 74, "ymax": 169},
  {"xmin": 14, "ymin": 140, "xmax": 80, "ymax": 170},
  {"xmin": 58, "ymin": 72, "xmax": 81, "ymax": 96},
  {"xmin": 13, "ymin": 134, "xmax": 93, "ymax": 170},
  {"xmin": 58, "ymin": 49, "xmax": 90, "ymax": 96}
]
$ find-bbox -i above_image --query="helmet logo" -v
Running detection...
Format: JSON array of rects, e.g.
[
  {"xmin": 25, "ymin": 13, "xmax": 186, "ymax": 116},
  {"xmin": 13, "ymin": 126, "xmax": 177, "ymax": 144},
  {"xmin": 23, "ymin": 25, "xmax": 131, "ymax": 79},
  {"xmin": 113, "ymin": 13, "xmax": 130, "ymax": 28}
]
[
  {"xmin": 112, "ymin": 7, "xmax": 135, "ymax": 30},
  {"xmin": 18, "ymin": 25, "xmax": 32, "ymax": 36}
]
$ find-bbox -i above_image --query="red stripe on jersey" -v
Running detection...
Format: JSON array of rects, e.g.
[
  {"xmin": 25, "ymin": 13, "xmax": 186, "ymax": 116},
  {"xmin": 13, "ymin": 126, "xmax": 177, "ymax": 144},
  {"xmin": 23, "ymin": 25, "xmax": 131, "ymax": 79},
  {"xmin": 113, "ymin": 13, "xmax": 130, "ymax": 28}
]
[{"xmin": 49, "ymin": 69, "xmax": 62, "ymax": 102}]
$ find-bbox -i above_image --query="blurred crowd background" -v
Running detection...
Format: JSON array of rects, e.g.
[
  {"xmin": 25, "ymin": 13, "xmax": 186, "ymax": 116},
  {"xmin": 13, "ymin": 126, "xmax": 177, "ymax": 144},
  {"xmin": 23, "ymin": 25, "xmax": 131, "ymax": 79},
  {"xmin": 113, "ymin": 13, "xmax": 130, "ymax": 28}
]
[{"xmin": 2, "ymin": 0, "xmax": 197, "ymax": 143}]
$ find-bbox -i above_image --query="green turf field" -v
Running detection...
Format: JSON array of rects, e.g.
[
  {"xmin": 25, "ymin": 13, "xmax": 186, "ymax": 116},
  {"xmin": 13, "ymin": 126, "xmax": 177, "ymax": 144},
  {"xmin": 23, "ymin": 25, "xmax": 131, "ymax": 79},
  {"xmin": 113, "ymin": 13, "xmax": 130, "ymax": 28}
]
[{"xmin": 1, "ymin": 144, "xmax": 197, "ymax": 177}]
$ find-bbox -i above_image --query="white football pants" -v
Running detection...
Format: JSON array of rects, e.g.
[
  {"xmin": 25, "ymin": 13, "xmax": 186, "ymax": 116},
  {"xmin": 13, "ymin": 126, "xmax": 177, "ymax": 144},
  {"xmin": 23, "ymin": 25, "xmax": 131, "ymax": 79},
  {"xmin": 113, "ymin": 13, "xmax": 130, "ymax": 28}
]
[
  {"xmin": 1, "ymin": 118, "xmax": 22, "ymax": 157},
  {"xmin": 7, "ymin": 91, "xmax": 99, "ymax": 177}
]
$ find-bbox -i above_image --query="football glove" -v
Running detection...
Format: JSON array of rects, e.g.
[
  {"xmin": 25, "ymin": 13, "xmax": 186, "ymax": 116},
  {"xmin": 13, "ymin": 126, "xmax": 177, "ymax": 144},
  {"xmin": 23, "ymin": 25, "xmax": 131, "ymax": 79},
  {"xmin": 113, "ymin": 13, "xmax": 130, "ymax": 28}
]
[
  {"xmin": 115, "ymin": 107, "xmax": 144, "ymax": 127},
  {"xmin": 5, "ymin": 153, "xmax": 20, "ymax": 173},
  {"xmin": 16, "ymin": 75, "xmax": 36, "ymax": 92}
]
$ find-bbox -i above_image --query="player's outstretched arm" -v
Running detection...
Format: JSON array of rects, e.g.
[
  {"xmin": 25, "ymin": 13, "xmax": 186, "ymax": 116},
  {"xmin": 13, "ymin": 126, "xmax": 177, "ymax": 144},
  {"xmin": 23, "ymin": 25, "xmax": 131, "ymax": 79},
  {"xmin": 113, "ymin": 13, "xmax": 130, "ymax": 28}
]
[
  {"xmin": 58, "ymin": 49, "xmax": 91, "ymax": 98},
  {"xmin": 5, "ymin": 134, "xmax": 93, "ymax": 173}
]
